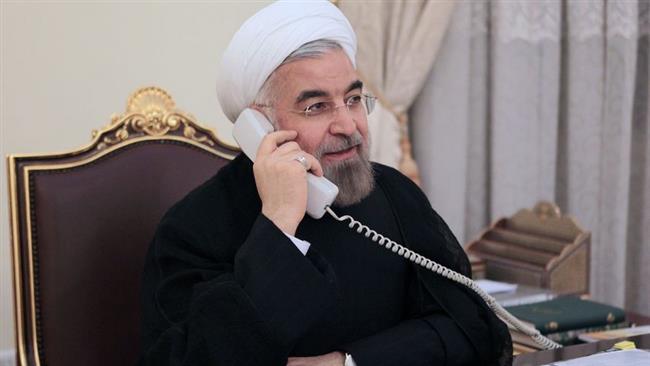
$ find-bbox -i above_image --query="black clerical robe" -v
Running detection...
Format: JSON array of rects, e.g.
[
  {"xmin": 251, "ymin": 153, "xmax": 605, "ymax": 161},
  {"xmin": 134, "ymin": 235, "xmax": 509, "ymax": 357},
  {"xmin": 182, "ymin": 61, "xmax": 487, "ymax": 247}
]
[{"xmin": 138, "ymin": 154, "xmax": 512, "ymax": 366}]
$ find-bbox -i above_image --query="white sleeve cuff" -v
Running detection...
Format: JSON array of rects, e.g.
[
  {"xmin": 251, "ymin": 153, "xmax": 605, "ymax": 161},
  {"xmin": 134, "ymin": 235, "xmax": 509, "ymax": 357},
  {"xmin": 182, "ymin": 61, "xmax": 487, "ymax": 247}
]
[
  {"xmin": 345, "ymin": 353, "xmax": 357, "ymax": 366},
  {"xmin": 282, "ymin": 232, "xmax": 311, "ymax": 255}
]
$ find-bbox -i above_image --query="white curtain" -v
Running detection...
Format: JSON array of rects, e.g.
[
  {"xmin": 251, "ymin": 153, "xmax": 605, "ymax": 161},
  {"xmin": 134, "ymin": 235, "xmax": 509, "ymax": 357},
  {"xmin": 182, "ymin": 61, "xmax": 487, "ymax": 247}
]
[
  {"xmin": 411, "ymin": 0, "xmax": 650, "ymax": 314},
  {"xmin": 339, "ymin": 0, "xmax": 456, "ymax": 181}
]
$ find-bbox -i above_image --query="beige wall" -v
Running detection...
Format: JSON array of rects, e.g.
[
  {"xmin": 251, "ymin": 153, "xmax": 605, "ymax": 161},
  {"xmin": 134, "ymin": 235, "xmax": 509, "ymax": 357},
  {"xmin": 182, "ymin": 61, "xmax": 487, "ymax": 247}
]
[{"xmin": 0, "ymin": 0, "xmax": 272, "ymax": 352}]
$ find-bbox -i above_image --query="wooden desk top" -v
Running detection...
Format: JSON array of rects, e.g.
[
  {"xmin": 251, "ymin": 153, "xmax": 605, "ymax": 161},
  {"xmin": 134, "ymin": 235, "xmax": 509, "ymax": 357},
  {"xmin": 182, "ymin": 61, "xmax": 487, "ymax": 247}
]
[{"xmin": 513, "ymin": 333, "xmax": 650, "ymax": 365}]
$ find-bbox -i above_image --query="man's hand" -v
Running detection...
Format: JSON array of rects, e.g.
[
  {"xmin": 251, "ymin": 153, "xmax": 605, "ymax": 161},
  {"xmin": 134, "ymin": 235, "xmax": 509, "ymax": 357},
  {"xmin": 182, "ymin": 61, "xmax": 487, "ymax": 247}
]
[
  {"xmin": 287, "ymin": 351, "xmax": 345, "ymax": 366},
  {"xmin": 253, "ymin": 130, "xmax": 323, "ymax": 236}
]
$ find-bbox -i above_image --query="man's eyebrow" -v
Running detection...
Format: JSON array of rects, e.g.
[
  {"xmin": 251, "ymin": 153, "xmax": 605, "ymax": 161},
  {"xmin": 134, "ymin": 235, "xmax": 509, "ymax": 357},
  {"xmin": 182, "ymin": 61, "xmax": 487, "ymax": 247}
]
[
  {"xmin": 296, "ymin": 90, "xmax": 329, "ymax": 105},
  {"xmin": 294, "ymin": 80, "xmax": 364, "ymax": 105},
  {"xmin": 346, "ymin": 80, "xmax": 363, "ymax": 93}
]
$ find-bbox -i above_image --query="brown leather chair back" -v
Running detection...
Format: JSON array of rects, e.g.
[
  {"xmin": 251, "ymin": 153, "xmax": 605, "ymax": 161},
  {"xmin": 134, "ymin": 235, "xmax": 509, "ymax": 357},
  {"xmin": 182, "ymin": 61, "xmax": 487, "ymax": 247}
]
[{"xmin": 7, "ymin": 87, "xmax": 239, "ymax": 366}]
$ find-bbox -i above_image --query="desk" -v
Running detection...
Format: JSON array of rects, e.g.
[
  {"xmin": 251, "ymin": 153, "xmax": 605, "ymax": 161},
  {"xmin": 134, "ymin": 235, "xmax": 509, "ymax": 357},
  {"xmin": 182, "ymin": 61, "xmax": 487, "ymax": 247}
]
[{"xmin": 513, "ymin": 334, "xmax": 650, "ymax": 365}]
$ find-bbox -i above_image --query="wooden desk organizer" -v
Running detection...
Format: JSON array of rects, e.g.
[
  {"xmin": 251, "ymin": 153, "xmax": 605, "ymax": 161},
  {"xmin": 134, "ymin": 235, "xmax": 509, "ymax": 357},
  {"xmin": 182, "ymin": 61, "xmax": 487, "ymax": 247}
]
[{"xmin": 466, "ymin": 201, "xmax": 590, "ymax": 295}]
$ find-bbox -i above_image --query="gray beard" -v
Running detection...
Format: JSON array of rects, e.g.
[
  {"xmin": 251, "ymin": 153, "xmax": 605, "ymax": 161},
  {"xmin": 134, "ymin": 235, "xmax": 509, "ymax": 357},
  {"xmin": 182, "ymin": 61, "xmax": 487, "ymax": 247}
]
[{"xmin": 315, "ymin": 132, "xmax": 375, "ymax": 207}]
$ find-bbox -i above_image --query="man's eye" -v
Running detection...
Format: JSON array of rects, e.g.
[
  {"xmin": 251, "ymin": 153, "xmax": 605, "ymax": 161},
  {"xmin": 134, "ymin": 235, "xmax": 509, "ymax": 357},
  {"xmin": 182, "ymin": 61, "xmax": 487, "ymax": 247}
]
[
  {"xmin": 305, "ymin": 102, "xmax": 329, "ymax": 115},
  {"xmin": 346, "ymin": 95, "xmax": 362, "ymax": 105}
]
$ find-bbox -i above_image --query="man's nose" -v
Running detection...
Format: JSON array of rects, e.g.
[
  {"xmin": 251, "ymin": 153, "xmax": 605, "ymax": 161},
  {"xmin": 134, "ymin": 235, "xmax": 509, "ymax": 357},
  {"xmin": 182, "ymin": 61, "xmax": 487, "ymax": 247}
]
[{"xmin": 329, "ymin": 106, "xmax": 357, "ymax": 135}]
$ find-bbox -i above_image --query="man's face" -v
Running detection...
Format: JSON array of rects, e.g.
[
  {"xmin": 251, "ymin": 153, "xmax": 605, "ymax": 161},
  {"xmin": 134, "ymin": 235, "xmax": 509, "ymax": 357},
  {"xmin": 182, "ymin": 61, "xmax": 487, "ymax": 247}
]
[
  {"xmin": 265, "ymin": 48, "xmax": 374, "ymax": 206},
  {"xmin": 269, "ymin": 48, "xmax": 370, "ymax": 169}
]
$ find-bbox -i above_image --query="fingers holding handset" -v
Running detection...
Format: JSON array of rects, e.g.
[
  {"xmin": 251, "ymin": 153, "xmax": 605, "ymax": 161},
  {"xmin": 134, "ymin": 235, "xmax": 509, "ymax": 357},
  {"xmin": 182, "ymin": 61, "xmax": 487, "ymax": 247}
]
[
  {"xmin": 256, "ymin": 130, "xmax": 323, "ymax": 176},
  {"xmin": 252, "ymin": 130, "xmax": 322, "ymax": 235},
  {"xmin": 292, "ymin": 153, "xmax": 323, "ymax": 177},
  {"xmin": 256, "ymin": 130, "xmax": 298, "ymax": 157}
]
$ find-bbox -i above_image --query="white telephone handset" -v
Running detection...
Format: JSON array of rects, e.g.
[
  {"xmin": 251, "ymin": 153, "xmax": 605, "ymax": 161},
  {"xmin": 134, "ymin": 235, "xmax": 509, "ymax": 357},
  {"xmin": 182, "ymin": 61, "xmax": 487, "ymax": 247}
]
[
  {"xmin": 232, "ymin": 108, "xmax": 561, "ymax": 351},
  {"xmin": 232, "ymin": 108, "xmax": 339, "ymax": 219}
]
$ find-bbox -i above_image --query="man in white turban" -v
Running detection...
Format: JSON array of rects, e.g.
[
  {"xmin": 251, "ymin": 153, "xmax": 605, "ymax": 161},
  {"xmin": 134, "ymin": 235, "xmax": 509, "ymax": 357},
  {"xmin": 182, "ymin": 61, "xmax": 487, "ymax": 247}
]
[{"xmin": 139, "ymin": 1, "xmax": 512, "ymax": 366}]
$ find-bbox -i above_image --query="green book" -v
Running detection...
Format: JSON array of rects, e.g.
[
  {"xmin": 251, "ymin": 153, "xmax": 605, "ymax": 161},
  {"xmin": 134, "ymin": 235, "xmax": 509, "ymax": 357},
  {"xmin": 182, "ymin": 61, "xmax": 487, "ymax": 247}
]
[{"xmin": 505, "ymin": 296, "xmax": 626, "ymax": 335}]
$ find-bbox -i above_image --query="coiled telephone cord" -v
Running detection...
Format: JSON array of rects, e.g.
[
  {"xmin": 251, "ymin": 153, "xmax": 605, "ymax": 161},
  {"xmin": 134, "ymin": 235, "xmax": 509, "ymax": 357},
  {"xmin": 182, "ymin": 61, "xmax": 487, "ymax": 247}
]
[{"xmin": 325, "ymin": 207, "xmax": 562, "ymax": 351}]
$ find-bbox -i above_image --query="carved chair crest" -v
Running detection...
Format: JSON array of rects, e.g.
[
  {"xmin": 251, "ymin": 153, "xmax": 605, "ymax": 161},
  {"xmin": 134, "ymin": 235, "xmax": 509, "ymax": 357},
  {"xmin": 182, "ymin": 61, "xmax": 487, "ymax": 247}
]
[{"xmin": 92, "ymin": 86, "xmax": 237, "ymax": 153}]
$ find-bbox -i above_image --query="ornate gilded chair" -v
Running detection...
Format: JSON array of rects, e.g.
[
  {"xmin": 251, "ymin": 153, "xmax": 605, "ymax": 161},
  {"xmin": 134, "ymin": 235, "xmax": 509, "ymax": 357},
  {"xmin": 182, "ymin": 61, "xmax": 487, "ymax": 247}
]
[{"xmin": 7, "ymin": 87, "xmax": 239, "ymax": 366}]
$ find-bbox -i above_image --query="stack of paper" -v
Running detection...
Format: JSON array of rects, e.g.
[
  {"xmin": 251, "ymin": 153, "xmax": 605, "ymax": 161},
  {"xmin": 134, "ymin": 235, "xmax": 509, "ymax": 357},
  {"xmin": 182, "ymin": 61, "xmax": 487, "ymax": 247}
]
[
  {"xmin": 494, "ymin": 284, "xmax": 556, "ymax": 307},
  {"xmin": 578, "ymin": 325, "xmax": 650, "ymax": 342},
  {"xmin": 476, "ymin": 279, "xmax": 517, "ymax": 295},
  {"xmin": 547, "ymin": 349, "xmax": 650, "ymax": 365}
]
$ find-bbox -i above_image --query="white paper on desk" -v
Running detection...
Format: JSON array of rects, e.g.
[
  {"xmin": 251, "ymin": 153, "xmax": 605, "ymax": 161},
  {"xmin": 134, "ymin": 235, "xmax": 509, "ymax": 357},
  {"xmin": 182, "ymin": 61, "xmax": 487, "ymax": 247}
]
[
  {"xmin": 547, "ymin": 349, "xmax": 650, "ymax": 365},
  {"xmin": 475, "ymin": 279, "xmax": 517, "ymax": 295}
]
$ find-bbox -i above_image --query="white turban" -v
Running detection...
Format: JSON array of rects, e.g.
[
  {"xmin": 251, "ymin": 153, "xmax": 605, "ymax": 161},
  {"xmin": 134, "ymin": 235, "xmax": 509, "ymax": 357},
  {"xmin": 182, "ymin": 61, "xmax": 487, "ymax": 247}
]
[{"xmin": 217, "ymin": 0, "xmax": 357, "ymax": 122}]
